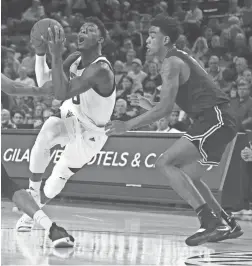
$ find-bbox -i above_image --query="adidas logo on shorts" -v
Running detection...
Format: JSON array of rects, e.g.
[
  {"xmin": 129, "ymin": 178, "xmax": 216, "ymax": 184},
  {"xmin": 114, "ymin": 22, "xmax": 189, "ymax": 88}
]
[{"xmin": 66, "ymin": 111, "xmax": 74, "ymax": 118}]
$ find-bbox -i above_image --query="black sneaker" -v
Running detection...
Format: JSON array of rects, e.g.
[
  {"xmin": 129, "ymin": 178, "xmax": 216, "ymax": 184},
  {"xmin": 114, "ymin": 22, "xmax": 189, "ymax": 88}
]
[
  {"xmin": 49, "ymin": 223, "xmax": 75, "ymax": 248},
  {"xmin": 208, "ymin": 217, "xmax": 243, "ymax": 242},
  {"xmin": 185, "ymin": 218, "xmax": 230, "ymax": 246}
]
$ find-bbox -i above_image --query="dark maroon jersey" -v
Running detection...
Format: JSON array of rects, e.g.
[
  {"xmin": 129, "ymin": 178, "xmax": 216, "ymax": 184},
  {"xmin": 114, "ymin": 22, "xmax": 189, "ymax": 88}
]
[{"xmin": 165, "ymin": 48, "xmax": 229, "ymax": 119}]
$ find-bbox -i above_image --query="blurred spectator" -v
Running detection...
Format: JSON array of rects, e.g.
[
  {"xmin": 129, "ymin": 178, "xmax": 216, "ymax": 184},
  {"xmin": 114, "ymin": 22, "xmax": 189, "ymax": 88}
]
[
  {"xmin": 22, "ymin": 0, "xmax": 45, "ymax": 22},
  {"xmin": 12, "ymin": 110, "xmax": 25, "ymax": 128},
  {"xmin": 234, "ymin": 143, "xmax": 252, "ymax": 216},
  {"xmin": 126, "ymin": 21, "xmax": 143, "ymax": 49},
  {"xmin": 184, "ymin": 0, "xmax": 203, "ymax": 43},
  {"xmin": 127, "ymin": 58, "xmax": 147, "ymax": 89},
  {"xmin": 176, "ymin": 35, "xmax": 191, "ymax": 54},
  {"xmin": 15, "ymin": 67, "xmax": 35, "ymax": 86},
  {"xmin": 33, "ymin": 116, "xmax": 44, "ymax": 129},
  {"xmin": 34, "ymin": 104, "xmax": 43, "ymax": 117},
  {"xmin": 117, "ymin": 75, "xmax": 134, "ymax": 100},
  {"xmin": 51, "ymin": 99, "xmax": 62, "ymax": 113},
  {"xmin": 114, "ymin": 60, "xmax": 125, "ymax": 85},
  {"xmin": 111, "ymin": 99, "xmax": 131, "ymax": 121},
  {"xmin": 208, "ymin": 35, "xmax": 227, "ymax": 59},
  {"xmin": 207, "ymin": 56, "xmax": 224, "ymax": 88},
  {"xmin": 1, "ymin": 109, "xmax": 16, "ymax": 129},
  {"xmin": 118, "ymin": 38, "xmax": 134, "ymax": 63},
  {"xmin": 173, "ymin": 2, "xmax": 186, "ymax": 22},
  {"xmin": 42, "ymin": 108, "xmax": 53, "ymax": 122},
  {"xmin": 4, "ymin": 48, "xmax": 20, "ymax": 78},
  {"xmin": 142, "ymin": 61, "xmax": 162, "ymax": 94},
  {"xmin": 21, "ymin": 45, "xmax": 36, "ymax": 76},
  {"xmin": 235, "ymin": 57, "xmax": 248, "ymax": 80},
  {"xmin": 24, "ymin": 112, "xmax": 34, "ymax": 125},
  {"xmin": 232, "ymin": 33, "xmax": 251, "ymax": 59},
  {"xmin": 243, "ymin": 69, "xmax": 252, "ymax": 92},
  {"xmin": 228, "ymin": 0, "xmax": 241, "ymax": 16},
  {"xmin": 231, "ymin": 78, "xmax": 252, "ymax": 131},
  {"xmin": 203, "ymin": 27, "xmax": 213, "ymax": 47},
  {"xmin": 192, "ymin": 37, "xmax": 209, "ymax": 66},
  {"xmin": 156, "ymin": 112, "xmax": 184, "ymax": 133},
  {"xmin": 122, "ymin": 49, "xmax": 136, "ymax": 73}
]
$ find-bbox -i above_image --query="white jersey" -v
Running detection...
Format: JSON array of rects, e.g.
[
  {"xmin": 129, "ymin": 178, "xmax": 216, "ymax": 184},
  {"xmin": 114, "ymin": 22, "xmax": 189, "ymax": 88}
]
[{"xmin": 60, "ymin": 56, "xmax": 116, "ymax": 132}]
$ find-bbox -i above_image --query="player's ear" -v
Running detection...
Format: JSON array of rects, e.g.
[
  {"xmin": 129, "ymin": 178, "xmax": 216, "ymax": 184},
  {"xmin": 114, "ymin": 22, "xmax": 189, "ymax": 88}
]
[{"xmin": 163, "ymin": 36, "xmax": 170, "ymax": 46}]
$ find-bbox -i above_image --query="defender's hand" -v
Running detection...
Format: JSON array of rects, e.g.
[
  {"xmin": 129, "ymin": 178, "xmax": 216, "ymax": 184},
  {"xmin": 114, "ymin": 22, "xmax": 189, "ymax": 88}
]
[{"xmin": 105, "ymin": 120, "xmax": 129, "ymax": 136}]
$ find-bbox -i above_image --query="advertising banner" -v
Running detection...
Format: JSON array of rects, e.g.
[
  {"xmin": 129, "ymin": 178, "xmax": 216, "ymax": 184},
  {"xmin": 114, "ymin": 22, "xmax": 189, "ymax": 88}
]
[{"xmin": 1, "ymin": 130, "xmax": 234, "ymax": 191}]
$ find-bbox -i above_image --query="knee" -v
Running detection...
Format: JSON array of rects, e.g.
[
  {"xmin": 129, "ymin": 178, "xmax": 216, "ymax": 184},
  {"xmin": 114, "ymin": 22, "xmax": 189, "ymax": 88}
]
[
  {"xmin": 33, "ymin": 119, "xmax": 62, "ymax": 148},
  {"xmin": 155, "ymin": 153, "xmax": 173, "ymax": 172}
]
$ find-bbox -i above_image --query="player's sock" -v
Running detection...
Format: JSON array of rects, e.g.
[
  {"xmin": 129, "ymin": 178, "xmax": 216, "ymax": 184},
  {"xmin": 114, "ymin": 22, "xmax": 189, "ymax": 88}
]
[
  {"xmin": 29, "ymin": 180, "xmax": 42, "ymax": 192},
  {"xmin": 221, "ymin": 209, "xmax": 232, "ymax": 225},
  {"xmin": 196, "ymin": 203, "xmax": 219, "ymax": 225},
  {"xmin": 33, "ymin": 210, "xmax": 53, "ymax": 231}
]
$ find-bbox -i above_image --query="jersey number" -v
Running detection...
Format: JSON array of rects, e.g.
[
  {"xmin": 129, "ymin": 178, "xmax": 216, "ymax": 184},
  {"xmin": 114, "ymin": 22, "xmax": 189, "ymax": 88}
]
[{"xmin": 72, "ymin": 95, "xmax": 80, "ymax": 105}]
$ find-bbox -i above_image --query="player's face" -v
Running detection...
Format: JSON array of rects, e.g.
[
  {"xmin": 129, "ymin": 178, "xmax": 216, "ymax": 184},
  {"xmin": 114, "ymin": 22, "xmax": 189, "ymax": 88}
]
[
  {"xmin": 146, "ymin": 26, "xmax": 166, "ymax": 55},
  {"xmin": 78, "ymin": 23, "xmax": 102, "ymax": 50}
]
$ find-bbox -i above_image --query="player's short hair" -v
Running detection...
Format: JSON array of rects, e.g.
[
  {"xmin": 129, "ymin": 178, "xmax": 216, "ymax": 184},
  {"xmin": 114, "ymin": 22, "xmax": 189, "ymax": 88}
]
[
  {"xmin": 83, "ymin": 17, "xmax": 107, "ymax": 41},
  {"xmin": 151, "ymin": 14, "xmax": 180, "ymax": 43}
]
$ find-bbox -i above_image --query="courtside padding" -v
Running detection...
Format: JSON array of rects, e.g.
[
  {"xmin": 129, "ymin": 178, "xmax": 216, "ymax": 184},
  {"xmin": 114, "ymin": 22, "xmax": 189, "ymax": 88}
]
[{"xmin": 1, "ymin": 130, "xmax": 247, "ymax": 208}]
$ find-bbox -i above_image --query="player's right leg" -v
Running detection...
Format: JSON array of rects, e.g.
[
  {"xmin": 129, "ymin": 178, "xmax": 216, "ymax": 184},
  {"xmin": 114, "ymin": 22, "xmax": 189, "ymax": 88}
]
[
  {"xmin": 16, "ymin": 115, "xmax": 70, "ymax": 232},
  {"xmin": 155, "ymin": 137, "xmax": 230, "ymax": 246}
]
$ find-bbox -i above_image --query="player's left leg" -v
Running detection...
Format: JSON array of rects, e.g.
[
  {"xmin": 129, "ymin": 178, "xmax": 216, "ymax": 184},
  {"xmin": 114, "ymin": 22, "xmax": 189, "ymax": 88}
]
[
  {"xmin": 1, "ymin": 164, "xmax": 74, "ymax": 248},
  {"xmin": 155, "ymin": 137, "xmax": 230, "ymax": 246},
  {"xmin": 40, "ymin": 131, "xmax": 108, "ymax": 205}
]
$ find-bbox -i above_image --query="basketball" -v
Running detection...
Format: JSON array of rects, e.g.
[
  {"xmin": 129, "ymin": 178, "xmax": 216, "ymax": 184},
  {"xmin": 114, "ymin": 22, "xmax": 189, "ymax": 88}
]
[{"xmin": 30, "ymin": 18, "xmax": 65, "ymax": 54}]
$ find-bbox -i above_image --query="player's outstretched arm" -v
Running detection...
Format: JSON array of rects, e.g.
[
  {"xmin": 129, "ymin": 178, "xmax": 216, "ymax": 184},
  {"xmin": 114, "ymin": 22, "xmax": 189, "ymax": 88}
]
[
  {"xmin": 125, "ymin": 57, "xmax": 180, "ymax": 130},
  {"xmin": 1, "ymin": 74, "xmax": 53, "ymax": 96}
]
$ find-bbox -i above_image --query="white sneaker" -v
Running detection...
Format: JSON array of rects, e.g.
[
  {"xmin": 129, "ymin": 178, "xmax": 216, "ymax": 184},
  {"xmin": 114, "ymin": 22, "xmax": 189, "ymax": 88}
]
[
  {"xmin": 16, "ymin": 189, "xmax": 41, "ymax": 232},
  {"xmin": 16, "ymin": 213, "xmax": 34, "ymax": 232}
]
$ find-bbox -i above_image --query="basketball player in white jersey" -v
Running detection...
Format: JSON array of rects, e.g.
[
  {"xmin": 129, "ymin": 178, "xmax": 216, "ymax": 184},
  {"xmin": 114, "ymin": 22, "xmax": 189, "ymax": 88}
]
[{"xmin": 14, "ymin": 17, "xmax": 116, "ymax": 231}]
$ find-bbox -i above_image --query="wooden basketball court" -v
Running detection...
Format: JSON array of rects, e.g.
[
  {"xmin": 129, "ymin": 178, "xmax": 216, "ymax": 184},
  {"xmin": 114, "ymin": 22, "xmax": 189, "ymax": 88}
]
[{"xmin": 1, "ymin": 201, "xmax": 252, "ymax": 265}]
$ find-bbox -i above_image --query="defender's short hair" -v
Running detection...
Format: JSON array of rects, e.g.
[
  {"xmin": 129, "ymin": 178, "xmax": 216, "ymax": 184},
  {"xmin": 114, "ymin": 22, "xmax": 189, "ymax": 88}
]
[
  {"xmin": 83, "ymin": 17, "xmax": 107, "ymax": 41},
  {"xmin": 151, "ymin": 14, "xmax": 180, "ymax": 43}
]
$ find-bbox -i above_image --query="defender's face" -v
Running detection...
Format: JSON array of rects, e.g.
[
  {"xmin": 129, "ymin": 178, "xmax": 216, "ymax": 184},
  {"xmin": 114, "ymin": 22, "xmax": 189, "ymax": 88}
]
[
  {"xmin": 146, "ymin": 26, "xmax": 165, "ymax": 55},
  {"xmin": 78, "ymin": 22, "xmax": 101, "ymax": 50}
]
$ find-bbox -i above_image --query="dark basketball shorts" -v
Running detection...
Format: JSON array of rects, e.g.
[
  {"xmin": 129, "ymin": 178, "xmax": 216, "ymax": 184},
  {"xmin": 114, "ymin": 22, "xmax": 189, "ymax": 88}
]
[
  {"xmin": 182, "ymin": 105, "xmax": 237, "ymax": 167},
  {"xmin": 1, "ymin": 164, "xmax": 21, "ymax": 200}
]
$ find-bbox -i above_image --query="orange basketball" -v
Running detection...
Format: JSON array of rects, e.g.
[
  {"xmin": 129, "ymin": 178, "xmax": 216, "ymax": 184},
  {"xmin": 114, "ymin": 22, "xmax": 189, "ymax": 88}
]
[{"xmin": 30, "ymin": 18, "xmax": 65, "ymax": 54}]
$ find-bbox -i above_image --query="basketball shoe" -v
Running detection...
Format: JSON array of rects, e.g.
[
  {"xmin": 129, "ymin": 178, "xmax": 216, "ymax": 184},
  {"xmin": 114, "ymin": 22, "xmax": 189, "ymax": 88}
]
[
  {"xmin": 16, "ymin": 188, "xmax": 40, "ymax": 232},
  {"xmin": 208, "ymin": 216, "xmax": 243, "ymax": 242},
  {"xmin": 49, "ymin": 222, "xmax": 75, "ymax": 248},
  {"xmin": 185, "ymin": 209, "xmax": 230, "ymax": 246}
]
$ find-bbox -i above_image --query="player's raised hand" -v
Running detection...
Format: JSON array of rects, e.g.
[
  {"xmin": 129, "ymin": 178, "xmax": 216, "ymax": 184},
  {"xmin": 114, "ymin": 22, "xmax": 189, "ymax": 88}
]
[
  {"xmin": 47, "ymin": 25, "xmax": 66, "ymax": 57},
  {"xmin": 105, "ymin": 120, "xmax": 128, "ymax": 136}
]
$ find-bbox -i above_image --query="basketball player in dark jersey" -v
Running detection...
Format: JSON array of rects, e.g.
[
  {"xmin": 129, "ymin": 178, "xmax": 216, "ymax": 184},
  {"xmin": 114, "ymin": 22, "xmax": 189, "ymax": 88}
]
[{"xmin": 106, "ymin": 14, "xmax": 243, "ymax": 246}]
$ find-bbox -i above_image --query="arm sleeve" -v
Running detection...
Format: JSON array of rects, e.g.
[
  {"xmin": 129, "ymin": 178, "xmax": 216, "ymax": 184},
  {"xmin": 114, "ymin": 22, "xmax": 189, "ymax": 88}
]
[{"xmin": 35, "ymin": 55, "xmax": 52, "ymax": 87}]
